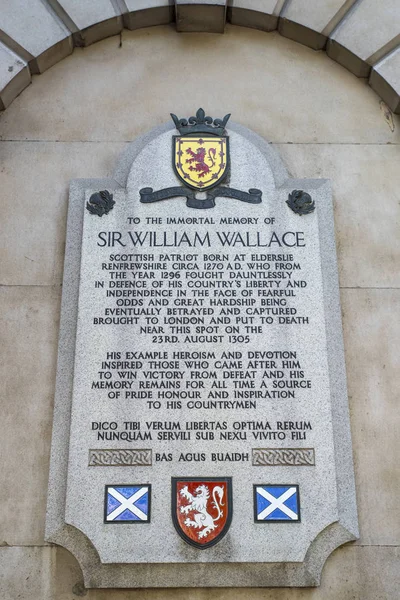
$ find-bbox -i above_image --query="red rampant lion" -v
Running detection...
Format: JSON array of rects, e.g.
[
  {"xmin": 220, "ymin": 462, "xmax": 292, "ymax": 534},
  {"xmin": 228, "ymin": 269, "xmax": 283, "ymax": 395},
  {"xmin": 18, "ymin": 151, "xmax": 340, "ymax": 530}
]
[{"xmin": 185, "ymin": 146, "xmax": 216, "ymax": 177}]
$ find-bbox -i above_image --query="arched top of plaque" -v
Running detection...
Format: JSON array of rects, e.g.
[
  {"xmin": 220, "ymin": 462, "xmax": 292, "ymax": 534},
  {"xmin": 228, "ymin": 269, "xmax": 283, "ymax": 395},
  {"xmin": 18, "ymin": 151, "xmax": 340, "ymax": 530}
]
[{"xmin": 113, "ymin": 119, "xmax": 288, "ymax": 197}]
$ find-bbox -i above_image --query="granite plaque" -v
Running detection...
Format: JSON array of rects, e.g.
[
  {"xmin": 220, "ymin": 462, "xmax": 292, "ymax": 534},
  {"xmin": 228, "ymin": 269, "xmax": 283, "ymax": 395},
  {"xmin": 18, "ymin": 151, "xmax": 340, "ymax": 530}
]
[{"xmin": 46, "ymin": 111, "xmax": 358, "ymax": 588}]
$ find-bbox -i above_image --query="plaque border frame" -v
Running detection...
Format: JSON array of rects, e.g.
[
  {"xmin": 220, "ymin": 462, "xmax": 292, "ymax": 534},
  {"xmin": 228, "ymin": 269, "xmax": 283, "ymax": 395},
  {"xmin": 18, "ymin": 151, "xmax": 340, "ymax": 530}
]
[{"xmin": 45, "ymin": 121, "xmax": 359, "ymax": 588}]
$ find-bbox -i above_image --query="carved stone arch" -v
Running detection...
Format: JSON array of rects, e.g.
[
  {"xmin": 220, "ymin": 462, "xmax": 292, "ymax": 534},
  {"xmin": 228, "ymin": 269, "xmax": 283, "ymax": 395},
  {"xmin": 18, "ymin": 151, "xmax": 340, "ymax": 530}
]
[{"xmin": 0, "ymin": 1, "xmax": 399, "ymax": 112}]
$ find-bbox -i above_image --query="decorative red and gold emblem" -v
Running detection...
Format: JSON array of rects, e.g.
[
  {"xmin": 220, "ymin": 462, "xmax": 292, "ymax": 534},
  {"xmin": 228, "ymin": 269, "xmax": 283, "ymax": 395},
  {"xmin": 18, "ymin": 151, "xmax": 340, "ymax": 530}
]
[
  {"xmin": 171, "ymin": 477, "xmax": 232, "ymax": 549},
  {"xmin": 171, "ymin": 108, "xmax": 230, "ymax": 192},
  {"xmin": 173, "ymin": 136, "xmax": 228, "ymax": 191},
  {"xmin": 139, "ymin": 108, "xmax": 262, "ymax": 209}
]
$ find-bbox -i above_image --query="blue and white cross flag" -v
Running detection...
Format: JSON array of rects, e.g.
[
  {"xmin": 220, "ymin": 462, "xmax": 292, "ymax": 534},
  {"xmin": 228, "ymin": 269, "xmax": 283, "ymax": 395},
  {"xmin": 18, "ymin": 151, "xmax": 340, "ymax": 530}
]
[
  {"xmin": 104, "ymin": 485, "xmax": 151, "ymax": 523},
  {"xmin": 254, "ymin": 485, "xmax": 300, "ymax": 522}
]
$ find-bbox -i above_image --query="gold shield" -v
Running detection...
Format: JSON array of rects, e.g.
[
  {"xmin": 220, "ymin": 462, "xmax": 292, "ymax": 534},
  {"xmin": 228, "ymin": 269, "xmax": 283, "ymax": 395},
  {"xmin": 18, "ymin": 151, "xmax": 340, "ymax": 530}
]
[{"xmin": 173, "ymin": 136, "xmax": 229, "ymax": 191}]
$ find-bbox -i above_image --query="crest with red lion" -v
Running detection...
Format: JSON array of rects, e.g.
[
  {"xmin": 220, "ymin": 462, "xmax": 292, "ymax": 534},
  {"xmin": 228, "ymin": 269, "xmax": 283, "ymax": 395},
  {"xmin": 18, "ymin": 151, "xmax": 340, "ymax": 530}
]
[
  {"xmin": 171, "ymin": 108, "xmax": 230, "ymax": 191},
  {"xmin": 171, "ymin": 477, "xmax": 233, "ymax": 549}
]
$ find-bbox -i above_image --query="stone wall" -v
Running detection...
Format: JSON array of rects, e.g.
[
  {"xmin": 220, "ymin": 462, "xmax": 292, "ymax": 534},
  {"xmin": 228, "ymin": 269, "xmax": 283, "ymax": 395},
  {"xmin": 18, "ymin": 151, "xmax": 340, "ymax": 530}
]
[{"xmin": 0, "ymin": 23, "xmax": 399, "ymax": 599}]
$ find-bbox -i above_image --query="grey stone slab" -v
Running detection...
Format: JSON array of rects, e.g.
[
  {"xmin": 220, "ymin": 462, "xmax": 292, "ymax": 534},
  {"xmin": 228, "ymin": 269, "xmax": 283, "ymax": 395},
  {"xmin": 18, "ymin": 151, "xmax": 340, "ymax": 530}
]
[
  {"xmin": 51, "ymin": 0, "xmax": 119, "ymax": 30},
  {"xmin": 47, "ymin": 0, "xmax": 123, "ymax": 47},
  {"xmin": 227, "ymin": 1, "xmax": 279, "ymax": 32},
  {"xmin": 73, "ymin": 18, "xmax": 123, "ymax": 47},
  {"xmin": 370, "ymin": 48, "xmax": 400, "ymax": 115},
  {"xmin": 0, "ymin": 41, "xmax": 30, "ymax": 110},
  {"xmin": 0, "ymin": 142, "xmax": 125, "ymax": 286},
  {"xmin": 62, "ymin": 546, "xmax": 400, "ymax": 599},
  {"xmin": 341, "ymin": 289, "xmax": 400, "ymax": 546},
  {"xmin": 281, "ymin": 0, "xmax": 359, "ymax": 39},
  {"xmin": 279, "ymin": 0, "xmax": 355, "ymax": 50},
  {"xmin": 1, "ymin": 545, "xmax": 399, "ymax": 600},
  {"xmin": 327, "ymin": 0, "xmax": 400, "ymax": 77},
  {"xmin": 228, "ymin": 0, "xmax": 279, "ymax": 13},
  {"xmin": 45, "ymin": 177, "xmax": 122, "ymax": 554},
  {"xmin": 175, "ymin": 0, "xmax": 227, "ymax": 33},
  {"xmin": 278, "ymin": 18, "xmax": 327, "ymax": 51},
  {"xmin": 113, "ymin": 121, "xmax": 173, "ymax": 187},
  {"xmin": 0, "ymin": 547, "xmax": 55, "ymax": 600},
  {"xmin": 276, "ymin": 144, "xmax": 400, "ymax": 289},
  {"xmin": 0, "ymin": 286, "xmax": 60, "ymax": 545},
  {"xmin": 0, "ymin": 0, "xmax": 73, "ymax": 74},
  {"xmin": 326, "ymin": 39, "xmax": 372, "ymax": 78},
  {"xmin": 0, "ymin": 26, "xmax": 397, "ymax": 144},
  {"xmin": 46, "ymin": 120, "xmax": 358, "ymax": 587},
  {"xmin": 123, "ymin": 0, "xmax": 175, "ymax": 30}
]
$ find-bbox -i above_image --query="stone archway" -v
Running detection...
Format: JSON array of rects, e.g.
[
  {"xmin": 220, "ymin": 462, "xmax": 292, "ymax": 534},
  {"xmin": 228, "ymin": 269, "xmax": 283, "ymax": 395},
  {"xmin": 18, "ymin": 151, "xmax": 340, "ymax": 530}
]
[{"xmin": 0, "ymin": 1, "xmax": 399, "ymax": 112}]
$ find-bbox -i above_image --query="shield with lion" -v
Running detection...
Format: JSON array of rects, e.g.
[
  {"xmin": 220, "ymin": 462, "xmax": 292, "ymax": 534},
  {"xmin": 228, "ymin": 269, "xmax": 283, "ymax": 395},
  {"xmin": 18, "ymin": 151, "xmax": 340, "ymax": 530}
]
[
  {"xmin": 171, "ymin": 477, "xmax": 232, "ymax": 549},
  {"xmin": 173, "ymin": 135, "xmax": 229, "ymax": 191}
]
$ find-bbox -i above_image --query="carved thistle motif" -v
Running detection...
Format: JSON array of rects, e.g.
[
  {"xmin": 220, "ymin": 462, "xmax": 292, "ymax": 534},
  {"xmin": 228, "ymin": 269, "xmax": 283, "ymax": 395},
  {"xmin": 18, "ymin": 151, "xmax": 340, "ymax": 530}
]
[
  {"xmin": 86, "ymin": 190, "xmax": 115, "ymax": 217},
  {"xmin": 89, "ymin": 449, "xmax": 152, "ymax": 466},
  {"xmin": 286, "ymin": 190, "xmax": 315, "ymax": 215},
  {"xmin": 252, "ymin": 448, "xmax": 315, "ymax": 466}
]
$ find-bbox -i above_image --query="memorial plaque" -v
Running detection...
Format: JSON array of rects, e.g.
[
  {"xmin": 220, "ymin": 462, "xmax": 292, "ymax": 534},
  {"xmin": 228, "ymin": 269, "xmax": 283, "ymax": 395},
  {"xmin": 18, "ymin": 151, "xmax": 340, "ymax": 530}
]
[{"xmin": 46, "ymin": 110, "xmax": 358, "ymax": 588}]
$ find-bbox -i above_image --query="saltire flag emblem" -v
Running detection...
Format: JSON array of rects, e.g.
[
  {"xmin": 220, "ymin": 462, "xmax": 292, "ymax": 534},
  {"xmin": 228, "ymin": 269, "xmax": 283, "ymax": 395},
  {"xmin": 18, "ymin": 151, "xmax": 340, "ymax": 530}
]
[
  {"xmin": 104, "ymin": 485, "xmax": 151, "ymax": 523},
  {"xmin": 254, "ymin": 485, "xmax": 300, "ymax": 522}
]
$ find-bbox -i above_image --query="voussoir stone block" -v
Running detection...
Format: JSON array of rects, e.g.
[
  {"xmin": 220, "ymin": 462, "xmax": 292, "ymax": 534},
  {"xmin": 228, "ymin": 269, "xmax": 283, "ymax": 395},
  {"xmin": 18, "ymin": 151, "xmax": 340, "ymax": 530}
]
[
  {"xmin": 47, "ymin": 0, "xmax": 123, "ymax": 47},
  {"xmin": 227, "ymin": 1, "xmax": 279, "ymax": 33},
  {"xmin": 175, "ymin": 0, "xmax": 228, "ymax": 33},
  {"xmin": 327, "ymin": 0, "xmax": 400, "ymax": 77},
  {"xmin": 0, "ymin": 41, "xmax": 30, "ymax": 110},
  {"xmin": 123, "ymin": 0, "xmax": 175, "ymax": 30},
  {"xmin": 369, "ymin": 48, "xmax": 400, "ymax": 115},
  {"xmin": 0, "ymin": 0, "xmax": 72, "ymax": 74},
  {"xmin": 279, "ymin": 0, "xmax": 359, "ymax": 51}
]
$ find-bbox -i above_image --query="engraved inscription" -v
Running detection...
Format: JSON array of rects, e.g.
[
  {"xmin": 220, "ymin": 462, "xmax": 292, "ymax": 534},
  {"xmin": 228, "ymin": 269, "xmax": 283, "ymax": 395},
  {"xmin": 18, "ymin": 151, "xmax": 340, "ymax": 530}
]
[{"xmin": 252, "ymin": 448, "xmax": 315, "ymax": 466}]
